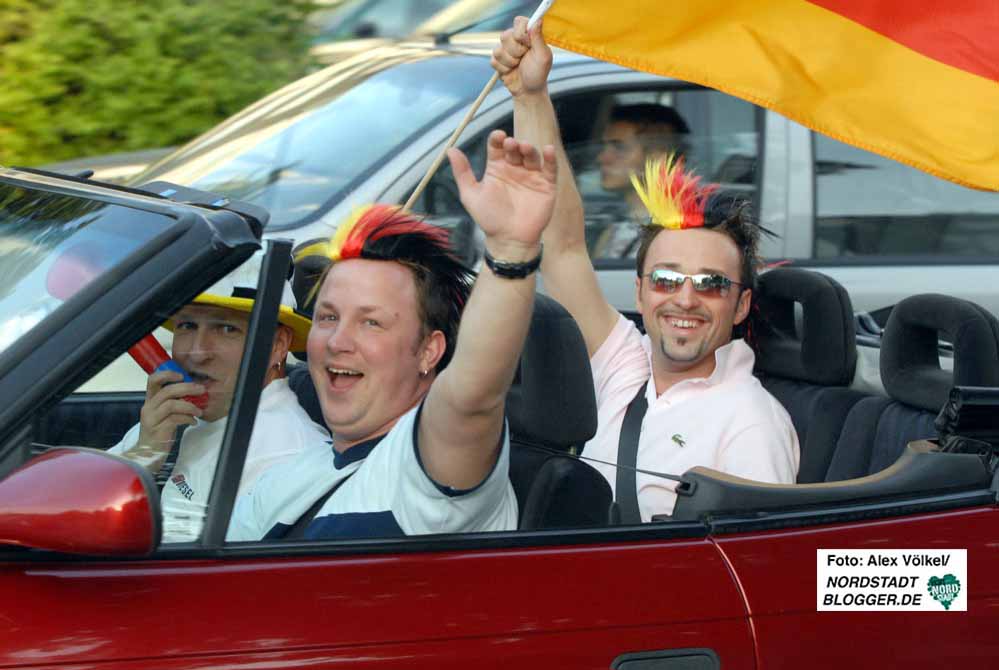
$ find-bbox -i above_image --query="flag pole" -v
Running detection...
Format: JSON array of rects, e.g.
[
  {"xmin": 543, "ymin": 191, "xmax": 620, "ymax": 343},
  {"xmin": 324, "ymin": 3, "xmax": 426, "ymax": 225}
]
[{"xmin": 403, "ymin": 0, "xmax": 555, "ymax": 211}]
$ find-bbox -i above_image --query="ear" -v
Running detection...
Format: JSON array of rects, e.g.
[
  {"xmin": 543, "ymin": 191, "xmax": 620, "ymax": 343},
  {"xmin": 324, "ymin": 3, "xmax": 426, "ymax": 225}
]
[
  {"xmin": 419, "ymin": 330, "xmax": 447, "ymax": 375},
  {"xmin": 269, "ymin": 325, "xmax": 293, "ymax": 368},
  {"xmin": 733, "ymin": 288, "xmax": 752, "ymax": 326}
]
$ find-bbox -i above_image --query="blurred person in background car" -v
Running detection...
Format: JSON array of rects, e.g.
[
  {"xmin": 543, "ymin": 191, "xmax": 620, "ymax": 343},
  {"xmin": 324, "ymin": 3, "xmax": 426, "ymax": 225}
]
[
  {"xmin": 109, "ymin": 258, "xmax": 329, "ymax": 542},
  {"xmin": 493, "ymin": 17, "xmax": 798, "ymax": 521},
  {"xmin": 592, "ymin": 103, "xmax": 691, "ymax": 258},
  {"xmin": 227, "ymin": 129, "xmax": 557, "ymax": 541}
]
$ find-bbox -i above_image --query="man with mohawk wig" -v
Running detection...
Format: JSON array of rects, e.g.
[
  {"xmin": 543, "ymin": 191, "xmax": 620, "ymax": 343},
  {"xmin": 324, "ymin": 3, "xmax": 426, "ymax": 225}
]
[
  {"xmin": 228, "ymin": 129, "xmax": 557, "ymax": 540},
  {"xmin": 492, "ymin": 18, "xmax": 798, "ymax": 522}
]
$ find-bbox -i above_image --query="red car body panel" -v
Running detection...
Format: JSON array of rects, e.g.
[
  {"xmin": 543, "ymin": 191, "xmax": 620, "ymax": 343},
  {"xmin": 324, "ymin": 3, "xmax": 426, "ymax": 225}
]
[
  {"xmin": 1, "ymin": 538, "xmax": 756, "ymax": 669},
  {"xmin": 715, "ymin": 506, "xmax": 999, "ymax": 669}
]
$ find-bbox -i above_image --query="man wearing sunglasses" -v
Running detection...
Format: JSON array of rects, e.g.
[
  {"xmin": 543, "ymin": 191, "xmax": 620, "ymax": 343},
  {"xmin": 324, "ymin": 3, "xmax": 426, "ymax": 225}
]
[{"xmin": 493, "ymin": 18, "xmax": 799, "ymax": 521}]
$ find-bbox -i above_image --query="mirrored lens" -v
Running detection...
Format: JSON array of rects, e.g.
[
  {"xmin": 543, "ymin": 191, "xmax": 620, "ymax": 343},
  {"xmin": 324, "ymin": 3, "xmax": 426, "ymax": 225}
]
[{"xmin": 649, "ymin": 269, "xmax": 732, "ymax": 296}]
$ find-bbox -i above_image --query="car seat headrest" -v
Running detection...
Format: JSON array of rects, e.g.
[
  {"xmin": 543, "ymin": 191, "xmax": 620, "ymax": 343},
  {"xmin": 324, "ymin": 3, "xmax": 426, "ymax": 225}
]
[
  {"xmin": 881, "ymin": 294, "xmax": 999, "ymax": 411},
  {"xmin": 753, "ymin": 268, "xmax": 857, "ymax": 385},
  {"xmin": 506, "ymin": 294, "xmax": 598, "ymax": 449}
]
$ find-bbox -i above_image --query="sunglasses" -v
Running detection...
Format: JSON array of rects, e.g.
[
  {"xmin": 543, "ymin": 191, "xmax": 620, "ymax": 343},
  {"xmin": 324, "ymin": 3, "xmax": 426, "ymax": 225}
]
[{"xmin": 644, "ymin": 268, "xmax": 744, "ymax": 297}]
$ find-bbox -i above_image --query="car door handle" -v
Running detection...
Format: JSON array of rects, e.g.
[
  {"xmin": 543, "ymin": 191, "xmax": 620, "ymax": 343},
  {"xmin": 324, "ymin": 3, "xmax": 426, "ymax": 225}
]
[{"xmin": 612, "ymin": 649, "xmax": 720, "ymax": 670}]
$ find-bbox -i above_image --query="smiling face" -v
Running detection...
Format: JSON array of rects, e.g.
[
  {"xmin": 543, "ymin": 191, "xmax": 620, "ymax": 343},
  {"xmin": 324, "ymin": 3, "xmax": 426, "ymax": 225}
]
[
  {"xmin": 170, "ymin": 304, "xmax": 251, "ymax": 422},
  {"xmin": 635, "ymin": 228, "xmax": 752, "ymax": 387},
  {"xmin": 306, "ymin": 258, "xmax": 444, "ymax": 449}
]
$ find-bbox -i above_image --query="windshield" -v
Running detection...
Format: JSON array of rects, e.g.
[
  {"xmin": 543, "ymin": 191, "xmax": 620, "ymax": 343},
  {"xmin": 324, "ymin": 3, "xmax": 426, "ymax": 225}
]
[
  {"xmin": 141, "ymin": 53, "xmax": 493, "ymax": 230},
  {"xmin": 0, "ymin": 184, "xmax": 174, "ymax": 355}
]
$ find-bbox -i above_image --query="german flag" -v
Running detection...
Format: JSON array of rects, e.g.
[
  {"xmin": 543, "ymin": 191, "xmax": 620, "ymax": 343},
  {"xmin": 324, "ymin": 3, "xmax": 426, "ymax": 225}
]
[{"xmin": 542, "ymin": 0, "xmax": 999, "ymax": 191}]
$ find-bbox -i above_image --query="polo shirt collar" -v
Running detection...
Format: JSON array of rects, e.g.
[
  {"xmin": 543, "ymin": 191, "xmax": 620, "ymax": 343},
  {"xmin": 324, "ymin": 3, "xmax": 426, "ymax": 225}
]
[{"xmin": 643, "ymin": 338, "xmax": 756, "ymax": 402}]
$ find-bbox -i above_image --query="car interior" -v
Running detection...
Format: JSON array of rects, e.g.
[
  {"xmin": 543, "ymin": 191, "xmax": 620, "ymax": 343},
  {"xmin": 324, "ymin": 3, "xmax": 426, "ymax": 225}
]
[{"xmin": 30, "ymin": 263, "xmax": 999, "ymax": 536}]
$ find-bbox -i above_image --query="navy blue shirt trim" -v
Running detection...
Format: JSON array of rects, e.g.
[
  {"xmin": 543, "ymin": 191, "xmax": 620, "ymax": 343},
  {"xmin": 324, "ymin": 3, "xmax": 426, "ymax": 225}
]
[
  {"xmin": 305, "ymin": 511, "xmax": 404, "ymax": 539},
  {"xmin": 411, "ymin": 401, "xmax": 508, "ymax": 498},
  {"xmin": 332, "ymin": 434, "xmax": 383, "ymax": 469}
]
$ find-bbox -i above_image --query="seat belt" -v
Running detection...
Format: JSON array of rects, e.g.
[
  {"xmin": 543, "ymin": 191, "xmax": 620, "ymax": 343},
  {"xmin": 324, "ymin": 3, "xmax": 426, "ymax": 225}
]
[
  {"xmin": 614, "ymin": 382, "xmax": 648, "ymax": 524},
  {"xmin": 155, "ymin": 425, "xmax": 187, "ymax": 491},
  {"xmin": 284, "ymin": 471, "xmax": 356, "ymax": 540}
]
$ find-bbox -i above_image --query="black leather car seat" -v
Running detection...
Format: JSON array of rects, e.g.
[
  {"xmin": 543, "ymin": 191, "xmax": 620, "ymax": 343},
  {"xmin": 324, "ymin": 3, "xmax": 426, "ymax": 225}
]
[
  {"xmin": 753, "ymin": 268, "xmax": 867, "ymax": 483},
  {"xmin": 825, "ymin": 294, "xmax": 999, "ymax": 480},
  {"xmin": 289, "ymin": 293, "xmax": 610, "ymax": 530}
]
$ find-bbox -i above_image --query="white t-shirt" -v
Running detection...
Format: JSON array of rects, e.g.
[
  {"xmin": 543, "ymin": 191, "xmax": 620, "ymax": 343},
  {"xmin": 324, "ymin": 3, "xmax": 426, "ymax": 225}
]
[
  {"xmin": 586, "ymin": 315, "xmax": 800, "ymax": 520},
  {"xmin": 109, "ymin": 378, "xmax": 328, "ymax": 542},
  {"xmin": 227, "ymin": 403, "xmax": 518, "ymax": 541}
]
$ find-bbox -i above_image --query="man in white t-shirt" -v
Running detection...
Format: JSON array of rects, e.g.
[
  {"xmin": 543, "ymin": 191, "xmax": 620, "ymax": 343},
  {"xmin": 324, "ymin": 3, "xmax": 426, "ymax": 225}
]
[
  {"xmin": 228, "ymin": 130, "xmax": 558, "ymax": 541},
  {"xmin": 109, "ymin": 259, "xmax": 329, "ymax": 541},
  {"xmin": 492, "ymin": 18, "xmax": 799, "ymax": 521}
]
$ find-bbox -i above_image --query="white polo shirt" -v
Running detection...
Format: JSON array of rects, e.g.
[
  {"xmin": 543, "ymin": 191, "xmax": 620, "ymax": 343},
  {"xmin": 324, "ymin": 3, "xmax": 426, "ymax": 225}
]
[{"xmin": 585, "ymin": 315, "xmax": 799, "ymax": 521}]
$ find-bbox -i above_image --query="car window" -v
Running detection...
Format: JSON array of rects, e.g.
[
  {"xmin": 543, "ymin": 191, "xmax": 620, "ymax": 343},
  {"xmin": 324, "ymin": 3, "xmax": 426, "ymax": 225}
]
[
  {"xmin": 812, "ymin": 134, "xmax": 999, "ymax": 259},
  {"xmin": 416, "ymin": 86, "xmax": 760, "ymax": 265}
]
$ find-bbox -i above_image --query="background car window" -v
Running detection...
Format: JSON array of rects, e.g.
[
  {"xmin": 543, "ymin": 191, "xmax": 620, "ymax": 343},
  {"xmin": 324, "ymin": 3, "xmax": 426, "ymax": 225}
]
[
  {"xmin": 813, "ymin": 135, "xmax": 999, "ymax": 259},
  {"xmin": 417, "ymin": 86, "xmax": 760, "ymax": 264},
  {"xmin": 144, "ymin": 55, "xmax": 493, "ymax": 230}
]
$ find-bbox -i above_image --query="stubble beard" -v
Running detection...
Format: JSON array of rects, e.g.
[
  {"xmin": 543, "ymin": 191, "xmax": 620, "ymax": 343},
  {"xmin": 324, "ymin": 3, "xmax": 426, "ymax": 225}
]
[{"xmin": 659, "ymin": 332, "xmax": 709, "ymax": 365}]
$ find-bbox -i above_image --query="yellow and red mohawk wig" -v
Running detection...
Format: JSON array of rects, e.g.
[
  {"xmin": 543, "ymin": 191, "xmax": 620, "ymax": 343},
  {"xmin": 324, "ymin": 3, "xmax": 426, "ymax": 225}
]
[
  {"xmin": 294, "ymin": 204, "xmax": 474, "ymax": 371},
  {"xmin": 630, "ymin": 154, "xmax": 718, "ymax": 230}
]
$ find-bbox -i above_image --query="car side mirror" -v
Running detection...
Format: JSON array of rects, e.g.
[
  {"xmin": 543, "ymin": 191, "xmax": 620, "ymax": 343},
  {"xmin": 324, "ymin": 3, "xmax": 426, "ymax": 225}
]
[{"xmin": 0, "ymin": 449, "xmax": 161, "ymax": 557}]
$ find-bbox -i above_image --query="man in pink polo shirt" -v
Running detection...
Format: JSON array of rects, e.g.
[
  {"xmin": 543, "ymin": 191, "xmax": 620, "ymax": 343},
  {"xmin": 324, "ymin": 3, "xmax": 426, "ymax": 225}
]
[{"xmin": 492, "ymin": 18, "xmax": 799, "ymax": 521}]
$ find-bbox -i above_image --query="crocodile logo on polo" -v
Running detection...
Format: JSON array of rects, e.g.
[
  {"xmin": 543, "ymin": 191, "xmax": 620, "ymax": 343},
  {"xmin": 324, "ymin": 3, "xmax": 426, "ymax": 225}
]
[
  {"xmin": 671, "ymin": 434, "xmax": 686, "ymax": 448},
  {"xmin": 927, "ymin": 574, "xmax": 961, "ymax": 610}
]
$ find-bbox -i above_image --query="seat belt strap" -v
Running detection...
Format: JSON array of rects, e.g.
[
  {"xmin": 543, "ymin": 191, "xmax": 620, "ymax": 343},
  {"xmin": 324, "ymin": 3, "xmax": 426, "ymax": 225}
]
[
  {"xmin": 284, "ymin": 471, "xmax": 356, "ymax": 540},
  {"xmin": 614, "ymin": 382, "xmax": 648, "ymax": 524},
  {"xmin": 155, "ymin": 425, "xmax": 187, "ymax": 491}
]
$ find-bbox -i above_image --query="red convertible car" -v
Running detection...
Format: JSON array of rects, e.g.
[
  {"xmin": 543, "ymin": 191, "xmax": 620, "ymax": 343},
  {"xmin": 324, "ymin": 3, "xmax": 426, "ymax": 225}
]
[{"xmin": 0, "ymin": 167, "xmax": 997, "ymax": 669}]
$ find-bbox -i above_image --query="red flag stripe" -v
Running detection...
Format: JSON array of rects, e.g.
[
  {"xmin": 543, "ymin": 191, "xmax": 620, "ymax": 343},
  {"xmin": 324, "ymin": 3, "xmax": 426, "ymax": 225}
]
[{"xmin": 809, "ymin": 0, "xmax": 999, "ymax": 82}]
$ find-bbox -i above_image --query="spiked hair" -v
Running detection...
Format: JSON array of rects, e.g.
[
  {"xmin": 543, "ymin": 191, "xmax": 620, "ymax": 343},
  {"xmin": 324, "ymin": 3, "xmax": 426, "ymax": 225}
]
[
  {"xmin": 632, "ymin": 155, "xmax": 764, "ymax": 293},
  {"xmin": 295, "ymin": 204, "xmax": 474, "ymax": 372}
]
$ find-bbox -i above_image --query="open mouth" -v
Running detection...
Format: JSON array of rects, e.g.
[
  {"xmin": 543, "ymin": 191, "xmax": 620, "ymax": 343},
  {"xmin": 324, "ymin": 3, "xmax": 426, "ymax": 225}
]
[{"xmin": 327, "ymin": 367, "xmax": 363, "ymax": 391}]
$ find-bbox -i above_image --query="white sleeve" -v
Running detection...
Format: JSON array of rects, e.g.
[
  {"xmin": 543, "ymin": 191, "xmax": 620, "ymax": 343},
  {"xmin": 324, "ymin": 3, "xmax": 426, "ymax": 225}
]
[{"xmin": 360, "ymin": 405, "xmax": 517, "ymax": 535}]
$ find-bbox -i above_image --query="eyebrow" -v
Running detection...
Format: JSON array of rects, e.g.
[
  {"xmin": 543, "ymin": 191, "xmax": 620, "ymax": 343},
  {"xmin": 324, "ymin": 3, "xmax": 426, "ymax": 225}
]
[{"xmin": 314, "ymin": 301, "xmax": 389, "ymax": 316}]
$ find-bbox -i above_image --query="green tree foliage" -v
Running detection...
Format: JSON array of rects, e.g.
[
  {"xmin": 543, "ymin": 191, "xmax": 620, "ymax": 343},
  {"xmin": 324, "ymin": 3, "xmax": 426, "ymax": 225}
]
[{"xmin": 0, "ymin": 0, "xmax": 317, "ymax": 166}]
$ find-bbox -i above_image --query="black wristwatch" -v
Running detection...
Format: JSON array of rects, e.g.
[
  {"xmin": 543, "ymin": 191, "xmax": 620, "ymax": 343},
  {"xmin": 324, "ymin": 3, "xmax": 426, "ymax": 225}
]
[{"xmin": 482, "ymin": 244, "xmax": 543, "ymax": 279}]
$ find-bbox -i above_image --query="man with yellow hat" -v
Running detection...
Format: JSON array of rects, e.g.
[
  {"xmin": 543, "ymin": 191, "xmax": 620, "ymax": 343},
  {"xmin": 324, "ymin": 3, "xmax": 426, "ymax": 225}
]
[{"xmin": 109, "ymin": 255, "xmax": 330, "ymax": 542}]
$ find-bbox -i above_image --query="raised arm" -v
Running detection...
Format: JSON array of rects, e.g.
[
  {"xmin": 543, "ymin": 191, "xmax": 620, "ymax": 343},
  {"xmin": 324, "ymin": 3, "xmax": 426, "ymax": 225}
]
[
  {"xmin": 417, "ymin": 130, "xmax": 556, "ymax": 490},
  {"xmin": 492, "ymin": 16, "xmax": 619, "ymax": 356}
]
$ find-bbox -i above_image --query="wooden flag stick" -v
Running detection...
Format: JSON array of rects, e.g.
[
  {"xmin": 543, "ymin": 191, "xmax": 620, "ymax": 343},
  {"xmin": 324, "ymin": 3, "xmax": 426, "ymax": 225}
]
[
  {"xmin": 403, "ymin": 70, "xmax": 500, "ymax": 211},
  {"xmin": 403, "ymin": 0, "xmax": 555, "ymax": 211}
]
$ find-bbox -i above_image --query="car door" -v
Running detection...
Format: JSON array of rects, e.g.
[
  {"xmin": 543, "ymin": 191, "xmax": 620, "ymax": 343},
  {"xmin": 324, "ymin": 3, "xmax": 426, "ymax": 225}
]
[{"xmin": 714, "ymin": 498, "xmax": 999, "ymax": 668}]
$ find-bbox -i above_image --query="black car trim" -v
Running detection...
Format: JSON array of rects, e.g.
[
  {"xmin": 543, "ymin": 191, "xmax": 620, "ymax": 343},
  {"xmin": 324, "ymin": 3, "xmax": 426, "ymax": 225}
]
[
  {"xmin": 200, "ymin": 240, "xmax": 291, "ymax": 548},
  {"xmin": 704, "ymin": 489, "xmax": 995, "ymax": 535},
  {"xmin": 0, "ymin": 522, "xmax": 711, "ymax": 563}
]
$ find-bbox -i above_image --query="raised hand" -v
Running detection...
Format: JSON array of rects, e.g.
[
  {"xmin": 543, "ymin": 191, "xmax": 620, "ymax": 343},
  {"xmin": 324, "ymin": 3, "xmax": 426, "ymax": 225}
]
[
  {"xmin": 136, "ymin": 370, "xmax": 204, "ymax": 453},
  {"xmin": 447, "ymin": 129, "xmax": 557, "ymax": 259},
  {"xmin": 492, "ymin": 16, "xmax": 553, "ymax": 98}
]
